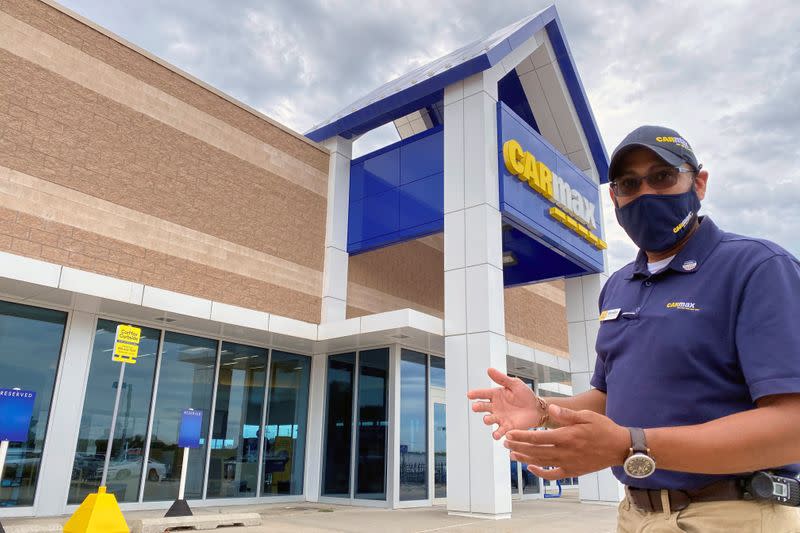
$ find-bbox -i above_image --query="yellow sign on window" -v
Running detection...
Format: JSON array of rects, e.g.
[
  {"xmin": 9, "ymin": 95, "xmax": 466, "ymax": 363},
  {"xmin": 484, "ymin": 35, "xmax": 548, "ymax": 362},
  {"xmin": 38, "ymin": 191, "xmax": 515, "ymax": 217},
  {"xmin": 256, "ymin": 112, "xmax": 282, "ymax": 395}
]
[{"xmin": 112, "ymin": 324, "xmax": 141, "ymax": 364}]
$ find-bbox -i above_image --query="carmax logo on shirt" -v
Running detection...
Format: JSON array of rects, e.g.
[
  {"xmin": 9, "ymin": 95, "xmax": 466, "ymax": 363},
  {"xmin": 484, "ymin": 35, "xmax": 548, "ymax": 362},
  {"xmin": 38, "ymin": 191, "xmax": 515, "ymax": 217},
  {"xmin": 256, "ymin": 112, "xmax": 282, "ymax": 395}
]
[
  {"xmin": 666, "ymin": 301, "xmax": 700, "ymax": 311},
  {"xmin": 502, "ymin": 139, "xmax": 607, "ymax": 250}
]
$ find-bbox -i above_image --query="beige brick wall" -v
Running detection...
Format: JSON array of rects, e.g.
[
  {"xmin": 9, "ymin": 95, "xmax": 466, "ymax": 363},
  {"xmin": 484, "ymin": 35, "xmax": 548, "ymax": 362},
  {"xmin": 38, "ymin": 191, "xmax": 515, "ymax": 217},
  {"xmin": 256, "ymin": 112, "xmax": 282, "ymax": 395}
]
[
  {"xmin": 346, "ymin": 234, "xmax": 569, "ymax": 356},
  {"xmin": 505, "ymin": 281, "xmax": 569, "ymax": 357},
  {"xmin": 348, "ymin": 238, "xmax": 444, "ymax": 318},
  {"xmin": 0, "ymin": 1, "xmax": 328, "ymax": 322},
  {"xmin": 0, "ymin": 206, "xmax": 320, "ymax": 320}
]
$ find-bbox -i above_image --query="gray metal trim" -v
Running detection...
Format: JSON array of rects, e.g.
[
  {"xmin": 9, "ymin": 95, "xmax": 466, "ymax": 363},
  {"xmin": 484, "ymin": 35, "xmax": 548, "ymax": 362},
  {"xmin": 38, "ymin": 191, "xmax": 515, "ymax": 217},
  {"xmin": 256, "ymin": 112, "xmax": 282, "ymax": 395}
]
[
  {"xmin": 256, "ymin": 348, "xmax": 272, "ymax": 498},
  {"xmin": 137, "ymin": 328, "xmax": 165, "ymax": 502},
  {"xmin": 349, "ymin": 351, "xmax": 359, "ymax": 499},
  {"xmin": 201, "ymin": 339, "xmax": 222, "ymax": 499}
]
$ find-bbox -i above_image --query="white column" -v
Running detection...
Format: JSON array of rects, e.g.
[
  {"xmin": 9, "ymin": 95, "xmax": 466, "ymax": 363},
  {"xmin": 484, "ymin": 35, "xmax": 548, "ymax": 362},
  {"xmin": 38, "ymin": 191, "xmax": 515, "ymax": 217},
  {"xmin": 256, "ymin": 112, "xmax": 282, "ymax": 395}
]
[
  {"xmin": 303, "ymin": 352, "xmax": 328, "ymax": 502},
  {"xmin": 566, "ymin": 273, "xmax": 625, "ymax": 504},
  {"xmin": 320, "ymin": 136, "xmax": 353, "ymax": 322},
  {"xmin": 36, "ymin": 296, "xmax": 99, "ymax": 515},
  {"xmin": 443, "ymin": 70, "xmax": 512, "ymax": 519}
]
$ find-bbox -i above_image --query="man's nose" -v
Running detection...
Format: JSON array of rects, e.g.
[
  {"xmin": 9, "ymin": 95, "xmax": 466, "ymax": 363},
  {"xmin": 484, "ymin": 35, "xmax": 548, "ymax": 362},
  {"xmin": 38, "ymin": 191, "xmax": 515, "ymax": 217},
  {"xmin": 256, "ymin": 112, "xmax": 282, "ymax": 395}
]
[{"xmin": 618, "ymin": 183, "xmax": 660, "ymax": 207}]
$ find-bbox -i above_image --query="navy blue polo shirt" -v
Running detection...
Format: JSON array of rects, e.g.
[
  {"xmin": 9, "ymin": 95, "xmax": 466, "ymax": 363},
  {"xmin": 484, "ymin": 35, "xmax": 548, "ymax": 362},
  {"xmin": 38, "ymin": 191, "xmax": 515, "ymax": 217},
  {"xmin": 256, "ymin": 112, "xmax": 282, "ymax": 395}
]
[{"xmin": 591, "ymin": 216, "xmax": 800, "ymax": 490}]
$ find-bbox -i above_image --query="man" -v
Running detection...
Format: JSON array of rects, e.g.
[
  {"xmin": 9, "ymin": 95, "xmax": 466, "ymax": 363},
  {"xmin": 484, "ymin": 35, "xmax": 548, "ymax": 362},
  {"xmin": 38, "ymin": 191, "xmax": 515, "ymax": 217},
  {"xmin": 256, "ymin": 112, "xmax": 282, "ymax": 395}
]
[{"xmin": 468, "ymin": 126, "xmax": 800, "ymax": 531}]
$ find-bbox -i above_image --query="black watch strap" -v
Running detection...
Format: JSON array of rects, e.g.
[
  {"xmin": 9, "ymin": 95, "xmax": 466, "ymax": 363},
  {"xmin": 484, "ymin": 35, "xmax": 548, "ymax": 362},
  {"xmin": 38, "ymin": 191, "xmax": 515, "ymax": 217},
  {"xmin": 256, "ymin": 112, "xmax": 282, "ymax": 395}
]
[{"xmin": 628, "ymin": 427, "xmax": 648, "ymax": 454}]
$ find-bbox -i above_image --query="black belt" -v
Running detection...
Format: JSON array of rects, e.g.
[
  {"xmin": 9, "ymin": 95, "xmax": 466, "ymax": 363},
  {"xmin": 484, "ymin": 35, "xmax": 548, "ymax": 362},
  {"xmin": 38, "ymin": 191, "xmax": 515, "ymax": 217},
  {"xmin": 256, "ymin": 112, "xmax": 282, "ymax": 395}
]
[{"xmin": 627, "ymin": 479, "xmax": 749, "ymax": 513}]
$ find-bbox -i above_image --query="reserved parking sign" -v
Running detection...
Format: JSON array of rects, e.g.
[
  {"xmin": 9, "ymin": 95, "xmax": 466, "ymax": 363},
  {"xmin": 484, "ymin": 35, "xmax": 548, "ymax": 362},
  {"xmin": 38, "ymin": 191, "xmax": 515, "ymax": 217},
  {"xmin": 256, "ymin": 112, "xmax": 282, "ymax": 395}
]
[
  {"xmin": 0, "ymin": 389, "xmax": 36, "ymax": 442},
  {"xmin": 178, "ymin": 409, "xmax": 203, "ymax": 448}
]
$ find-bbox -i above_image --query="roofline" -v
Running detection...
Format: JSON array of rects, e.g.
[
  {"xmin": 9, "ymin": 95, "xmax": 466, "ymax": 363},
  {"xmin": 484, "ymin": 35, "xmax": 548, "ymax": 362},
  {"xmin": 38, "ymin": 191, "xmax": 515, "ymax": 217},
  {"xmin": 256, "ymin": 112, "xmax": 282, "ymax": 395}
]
[
  {"xmin": 305, "ymin": 6, "xmax": 557, "ymax": 142},
  {"xmin": 304, "ymin": 5, "xmax": 610, "ymax": 183},
  {"xmin": 39, "ymin": 0, "xmax": 329, "ymax": 156},
  {"xmin": 305, "ymin": 56, "xmax": 489, "ymax": 142}
]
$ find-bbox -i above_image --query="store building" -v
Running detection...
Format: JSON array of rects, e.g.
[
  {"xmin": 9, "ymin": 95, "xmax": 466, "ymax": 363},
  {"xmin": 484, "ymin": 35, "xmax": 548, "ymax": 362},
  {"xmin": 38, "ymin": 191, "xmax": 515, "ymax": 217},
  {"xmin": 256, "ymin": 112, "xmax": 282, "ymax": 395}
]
[{"xmin": 0, "ymin": 0, "xmax": 621, "ymax": 519}]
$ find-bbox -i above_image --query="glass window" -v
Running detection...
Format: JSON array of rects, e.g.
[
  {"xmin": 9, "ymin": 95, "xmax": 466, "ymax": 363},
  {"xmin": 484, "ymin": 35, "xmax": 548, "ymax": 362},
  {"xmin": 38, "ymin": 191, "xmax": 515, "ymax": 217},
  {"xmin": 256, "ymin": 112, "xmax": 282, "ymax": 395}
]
[
  {"xmin": 69, "ymin": 319, "xmax": 159, "ymax": 504},
  {"xmin": 143, "ymin": 332, "xmax": 217, "ymax": 501},
  {"xmin": 521, "ymin": 462, "xmax": 540, "ymax": 494},
  {"xmin": 511, "ymin": 460, "xmax": 519, "ymax": 494},
  {"xmin": 430, "ymin": 356, "xmax": 445, "ymax": 389},
  {"xmin": 206, "ymin": 342, "xmax": 267, "ymax": 499},
  {"xmin": 355, "ymin": 348, "xmax": 388, "ymax": 500},
  {"xmin": 399, "ymin": 349, "xmax": 427, "ymax": 501},
  {"xmin": 322, "ymin": 352, "xmax": 355, "ymax": 497},
  {"xmin": 520, "ymin": 377, "xmax": 539, "ymax": 495},
  {"xmin": 0, "ymin": 301, "xmax": 66, "ymax": 507},
  {"xmin": 431, "ymin": 355, "xmax": 446, "ymax": 499},
  {"xmin": 262, "ymin": 351, "xmax": 310, "ymax": 496}
]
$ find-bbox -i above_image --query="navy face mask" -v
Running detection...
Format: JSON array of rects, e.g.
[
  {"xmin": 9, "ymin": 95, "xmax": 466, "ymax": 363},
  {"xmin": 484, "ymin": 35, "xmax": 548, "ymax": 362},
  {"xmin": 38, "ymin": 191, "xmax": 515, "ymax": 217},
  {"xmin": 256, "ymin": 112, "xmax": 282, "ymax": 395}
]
[{"xmin": 614, "ymin": 188, "xmax": 701, "ymax": 252}]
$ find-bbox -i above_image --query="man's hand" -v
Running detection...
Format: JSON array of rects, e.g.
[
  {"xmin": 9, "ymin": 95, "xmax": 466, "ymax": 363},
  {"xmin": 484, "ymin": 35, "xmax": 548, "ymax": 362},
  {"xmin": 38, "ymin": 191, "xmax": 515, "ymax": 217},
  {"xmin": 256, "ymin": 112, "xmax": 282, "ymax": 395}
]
[
  {"xmin": 504, "ymin": 403, "xmax": 630, "ymax": 480},
  {"xmin": 466, "ymin": 368, "xmax": 544, "ymax": 440}
]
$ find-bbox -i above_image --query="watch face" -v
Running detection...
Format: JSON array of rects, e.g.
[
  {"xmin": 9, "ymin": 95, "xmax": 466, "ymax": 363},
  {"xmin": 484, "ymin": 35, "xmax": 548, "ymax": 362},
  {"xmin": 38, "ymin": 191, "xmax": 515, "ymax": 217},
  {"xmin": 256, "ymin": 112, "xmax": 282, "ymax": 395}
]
[{"xmin": 624, "ymin": 453, "xmax": 656, "ymax": 479}]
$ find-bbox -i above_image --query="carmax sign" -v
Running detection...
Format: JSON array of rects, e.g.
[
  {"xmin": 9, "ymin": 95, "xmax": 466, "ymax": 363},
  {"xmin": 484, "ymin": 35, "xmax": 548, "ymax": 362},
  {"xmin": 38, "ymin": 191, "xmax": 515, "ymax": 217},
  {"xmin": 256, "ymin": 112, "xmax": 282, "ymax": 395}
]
[{"xmin": 502, "ymin": 139, "xmax": 606, "ymax": 250}]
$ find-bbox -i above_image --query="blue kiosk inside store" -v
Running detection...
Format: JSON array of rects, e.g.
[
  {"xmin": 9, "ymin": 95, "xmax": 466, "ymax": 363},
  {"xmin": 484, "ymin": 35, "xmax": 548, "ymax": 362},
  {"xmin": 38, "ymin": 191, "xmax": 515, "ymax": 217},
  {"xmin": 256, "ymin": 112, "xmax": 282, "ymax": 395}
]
[{"xmin": 307, "ymin": 5, "xmax": 615, "ymax": 518}]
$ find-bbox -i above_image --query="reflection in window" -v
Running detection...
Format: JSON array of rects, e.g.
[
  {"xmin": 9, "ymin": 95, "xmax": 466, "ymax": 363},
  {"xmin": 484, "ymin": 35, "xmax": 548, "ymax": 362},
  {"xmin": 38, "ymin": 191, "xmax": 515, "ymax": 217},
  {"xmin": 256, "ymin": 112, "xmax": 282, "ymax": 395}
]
[
  {"xmin": 355, "ymin": 348, "xmax": 388, "ymax": 500},
  {"xmin": 322, "ymin": 353, "xmax": 355, "ymax": 497},
  {"xmin": 143, "ymin": 332, "xmax": 217, "ymax": 501},
  {"xmin": 511, "ymin": 460, "xmax": 519, "ymax": 493},
  {"xmin": 206, "ymin": 342, "xmax": 266, "ymax": 499},
  {"xmin": 0, "ymin": 301, "xmax": 66, "ymax": 507},
  {"xmin": 431, "ymin": 355, "xmax": 446, "ymax": 499},
  {"xmin": 69, "ymin": 319, "xmax": 159, "ymax": 503},
  {"xmin": 521, "ymin": 462, "xmax": 541, "ymax": 494},
  {"xmin": 517, "ymin": 376, "xmax": 539, "ymax": 495},
  {"xmin": 400, "ymin": 350, "xmax": 427, "ymax": 501},
  {"xmin": 263, "ymin": 351, "xmax": 310, "ymax": 496}
]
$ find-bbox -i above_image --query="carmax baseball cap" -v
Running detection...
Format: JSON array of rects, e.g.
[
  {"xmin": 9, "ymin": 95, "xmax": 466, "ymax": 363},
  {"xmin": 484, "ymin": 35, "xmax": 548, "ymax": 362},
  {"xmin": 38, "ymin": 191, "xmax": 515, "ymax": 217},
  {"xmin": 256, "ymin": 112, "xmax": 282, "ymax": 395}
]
[{"xmin": 608, "ymin": 125, "xmax": 699, "ymax": 180}]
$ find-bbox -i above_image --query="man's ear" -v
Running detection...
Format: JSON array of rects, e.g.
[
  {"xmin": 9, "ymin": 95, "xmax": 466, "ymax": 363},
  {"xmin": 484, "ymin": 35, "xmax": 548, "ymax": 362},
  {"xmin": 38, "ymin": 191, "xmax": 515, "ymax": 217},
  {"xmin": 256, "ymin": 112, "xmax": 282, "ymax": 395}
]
[
  {"xmin": 694, "ymin": 170, "xmax": 709, "ymax": 201},
  {"xmin": 609, "ymin": 185, "xmax": 619, "ymax": 209}
]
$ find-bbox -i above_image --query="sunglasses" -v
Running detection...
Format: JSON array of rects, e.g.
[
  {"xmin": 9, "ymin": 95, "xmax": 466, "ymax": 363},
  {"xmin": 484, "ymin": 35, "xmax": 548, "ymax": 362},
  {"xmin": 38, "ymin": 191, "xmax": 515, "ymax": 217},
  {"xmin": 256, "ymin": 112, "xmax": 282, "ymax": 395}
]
[{"xmin": 610, "ymin": 164, "xmax": 701, "ymax": 197}]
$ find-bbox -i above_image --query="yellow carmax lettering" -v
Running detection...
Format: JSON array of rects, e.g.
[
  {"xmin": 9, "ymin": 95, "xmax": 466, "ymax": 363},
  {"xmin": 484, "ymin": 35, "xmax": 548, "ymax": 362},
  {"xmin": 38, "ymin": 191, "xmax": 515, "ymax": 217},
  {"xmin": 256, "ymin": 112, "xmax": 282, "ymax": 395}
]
[
  {"xmin": 506, "ymin": 139, "xmax": 606, "ymax": 250},
  {"xmin": 549, "ymin": 206, "xmax": 567, "ymax": 223},
  {"xmin": 548, "ymin": 207, "xmax": 607, "ymax": 250},
  {"xmin": 503, "ymin": 139, "xmax": 525, "ymax": 176},
  {"xmin": 523, "ymin": 152, "xmax": 540, "ymax": 190},
  {"xmin": 535, "ymin": 161, "xmax": 554, "ymax": 199}
]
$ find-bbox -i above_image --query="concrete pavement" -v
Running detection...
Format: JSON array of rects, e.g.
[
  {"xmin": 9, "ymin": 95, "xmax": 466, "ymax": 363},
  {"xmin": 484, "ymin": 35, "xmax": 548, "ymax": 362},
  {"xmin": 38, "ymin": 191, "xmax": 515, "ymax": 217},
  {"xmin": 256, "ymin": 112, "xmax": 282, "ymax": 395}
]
[{"xmin": 1, "ymin": 491, "xmax": 620, "ymax": 532}]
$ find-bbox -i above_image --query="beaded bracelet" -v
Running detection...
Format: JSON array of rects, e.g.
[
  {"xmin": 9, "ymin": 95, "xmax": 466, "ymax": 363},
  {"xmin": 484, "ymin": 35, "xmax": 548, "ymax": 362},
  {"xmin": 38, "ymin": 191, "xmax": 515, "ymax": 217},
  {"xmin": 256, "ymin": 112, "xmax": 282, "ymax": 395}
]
[{"xmin": 536, "ymin": 395, "xmax": 550, "ymax": 428}]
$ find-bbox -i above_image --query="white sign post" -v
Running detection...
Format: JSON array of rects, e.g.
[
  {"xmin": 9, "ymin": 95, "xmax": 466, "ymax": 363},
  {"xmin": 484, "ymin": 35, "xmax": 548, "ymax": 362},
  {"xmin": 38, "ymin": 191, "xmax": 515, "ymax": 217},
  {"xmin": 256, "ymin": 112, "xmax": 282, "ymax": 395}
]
[
  {"xmin": 0, "ymin": 439, "xmax": 8, "ymax": 499},
  {"xmin": 99, "ymin": 362, "xmax": 126, "ymax": 489},
  {"xmin": 165, "ymin": 408, "xmax": 202, "ymax": 517},
  {"xmin": 177, "ymin": 447, "xmax": 189, "ymax": 501}
]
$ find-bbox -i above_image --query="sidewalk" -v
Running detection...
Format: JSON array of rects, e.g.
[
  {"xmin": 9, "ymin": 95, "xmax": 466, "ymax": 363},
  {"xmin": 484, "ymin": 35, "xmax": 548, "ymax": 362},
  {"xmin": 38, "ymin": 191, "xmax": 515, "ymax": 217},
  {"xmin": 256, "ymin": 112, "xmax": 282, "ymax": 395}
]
[{"xmin": 2, "ymin": 491, "xmax": 620, "ymax": 532}]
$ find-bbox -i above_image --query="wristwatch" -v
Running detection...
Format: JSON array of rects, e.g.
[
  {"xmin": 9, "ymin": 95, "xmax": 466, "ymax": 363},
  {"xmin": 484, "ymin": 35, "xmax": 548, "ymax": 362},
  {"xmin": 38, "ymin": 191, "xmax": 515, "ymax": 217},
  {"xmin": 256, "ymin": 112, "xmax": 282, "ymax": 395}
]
[{"xmin": 623, "ymin": 427, "xmax": 656, "ymax": 479}]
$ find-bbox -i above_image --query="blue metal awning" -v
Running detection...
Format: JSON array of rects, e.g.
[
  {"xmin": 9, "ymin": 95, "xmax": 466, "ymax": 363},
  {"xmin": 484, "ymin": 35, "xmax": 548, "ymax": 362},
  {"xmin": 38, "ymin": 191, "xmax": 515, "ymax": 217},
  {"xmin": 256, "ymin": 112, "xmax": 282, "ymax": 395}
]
[{"xmin": 306, "ymin": 5, "xmax": 610, "ymax": 183}]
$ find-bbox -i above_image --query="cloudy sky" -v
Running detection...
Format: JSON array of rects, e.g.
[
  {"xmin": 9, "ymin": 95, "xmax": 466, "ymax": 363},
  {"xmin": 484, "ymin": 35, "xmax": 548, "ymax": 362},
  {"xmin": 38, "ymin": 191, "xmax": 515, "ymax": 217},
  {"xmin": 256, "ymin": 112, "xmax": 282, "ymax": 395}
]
[{"xmin": 58, "ymin": 0, "xmax": 799, "ymax": 273}]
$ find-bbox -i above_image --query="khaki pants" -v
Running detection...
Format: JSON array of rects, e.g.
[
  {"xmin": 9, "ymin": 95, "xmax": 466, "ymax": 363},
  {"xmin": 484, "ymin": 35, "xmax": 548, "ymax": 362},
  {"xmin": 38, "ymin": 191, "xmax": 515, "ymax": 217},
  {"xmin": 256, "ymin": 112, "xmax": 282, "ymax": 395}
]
[{"xmin": 617, "ymin": 491, "xmax": 800, "ymax": 532}]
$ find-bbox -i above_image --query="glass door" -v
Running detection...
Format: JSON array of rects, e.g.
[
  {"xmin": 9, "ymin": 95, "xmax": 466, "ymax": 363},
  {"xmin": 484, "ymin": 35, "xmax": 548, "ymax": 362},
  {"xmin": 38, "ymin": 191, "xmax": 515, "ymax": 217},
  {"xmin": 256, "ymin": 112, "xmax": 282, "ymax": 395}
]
[
  {"xmin": 508, "ymin": 374, "xmax": 542, "ymax": 499},
  {"xmin": 321, "ymin": 353, "xmax": 355, "ymax": 498},
  {"xmin": 429, "ymin": 356, "xmax": 446, "ymax": 503},
  {"xmin": 321, "ymin": 349, "xmax": 390, "ymax": 503},
  {"xmin": 355, "ymin": 349, "xmax": 389, "ymax": 500}
]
